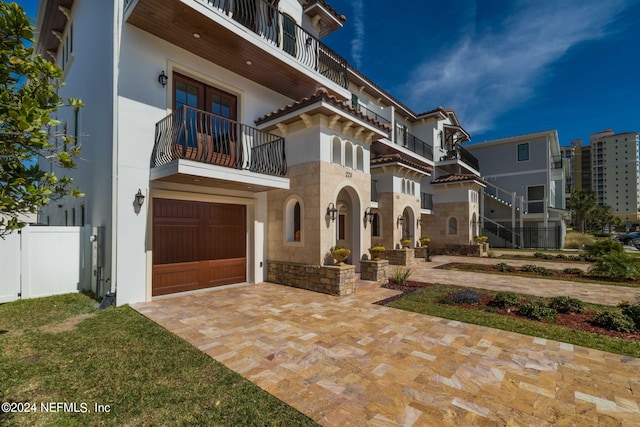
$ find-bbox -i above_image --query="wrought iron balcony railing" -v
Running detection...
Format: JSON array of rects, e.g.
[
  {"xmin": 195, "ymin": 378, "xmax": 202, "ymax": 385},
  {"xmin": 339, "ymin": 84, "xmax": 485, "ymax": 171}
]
[
  {"xmin": 355, "ymin": 104, "xmax": 391, "ymax": 126},
  {"xmin": 204, "ymin": 0, "xmax": 348, "ymax": 88},
  {"xmin": 440, "ymin": 144, "xmax": 480, "ymax": 171},
  {"xmin": 421, "ymin": 192, "xmax": 434, "ymax": 210},
  {"xmin": 153, "ymin": 105, "xmax": 287, "ymax": 177},
  {"xmin": 395, "ymin": 127, "xmax": 434, "ymax": 161}
]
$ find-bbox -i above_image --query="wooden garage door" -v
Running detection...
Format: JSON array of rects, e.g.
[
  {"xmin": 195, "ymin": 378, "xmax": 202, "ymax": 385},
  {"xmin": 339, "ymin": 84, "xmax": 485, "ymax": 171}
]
[{"xmin": 152, "ymin": 199, "xmax": 246, "ymax": 296}]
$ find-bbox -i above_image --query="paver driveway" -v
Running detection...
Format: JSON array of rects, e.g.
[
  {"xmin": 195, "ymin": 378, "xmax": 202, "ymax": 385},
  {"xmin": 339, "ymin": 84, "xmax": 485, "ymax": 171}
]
[{"xmin": 134, "ymin": 281, "xmax": 640, "ymax": 426}]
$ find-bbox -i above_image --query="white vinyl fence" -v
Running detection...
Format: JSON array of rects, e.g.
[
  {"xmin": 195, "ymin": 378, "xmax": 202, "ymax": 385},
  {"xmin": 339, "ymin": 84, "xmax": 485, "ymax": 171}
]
[{"xmin": 0, "ymin": 225, "xmax": 92, "ymax": 303}]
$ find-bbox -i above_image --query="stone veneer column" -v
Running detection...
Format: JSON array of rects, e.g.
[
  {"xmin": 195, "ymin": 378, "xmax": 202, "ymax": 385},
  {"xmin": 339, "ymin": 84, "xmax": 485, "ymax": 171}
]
[{"xmin": 359, "ymin": 259, "xmax": 389, "ymax": 285}]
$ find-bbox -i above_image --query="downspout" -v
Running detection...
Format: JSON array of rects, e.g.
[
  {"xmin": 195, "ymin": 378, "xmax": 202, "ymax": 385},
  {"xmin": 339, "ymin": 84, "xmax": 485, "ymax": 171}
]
[{"xmin": 110, "ymin": 0, "xmax": 122, "ymax": 301}]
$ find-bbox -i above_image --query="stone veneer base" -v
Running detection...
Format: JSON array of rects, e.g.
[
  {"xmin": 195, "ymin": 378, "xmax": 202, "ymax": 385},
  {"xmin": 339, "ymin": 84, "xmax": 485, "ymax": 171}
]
[
  {"xmin": 384, "ymin": 249, "xmax": 415, "ymax": 266},
  {"xmin": 360, "ymin": 260, "xmax": 389, "ymax": 285},
  {"xmin": 267, "ymin": 261, "xmax": 355, "ymax": 296}
]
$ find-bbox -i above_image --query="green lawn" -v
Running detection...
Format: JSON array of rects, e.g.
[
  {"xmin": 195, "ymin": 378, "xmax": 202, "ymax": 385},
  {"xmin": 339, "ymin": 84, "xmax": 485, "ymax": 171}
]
[
  {"xmin": 0, "ymin": 293, "xmax": 317, "ymax": 426},
  {"xmin": 389, "ymin": 284, "xmax": 640, "ymax": 358}
]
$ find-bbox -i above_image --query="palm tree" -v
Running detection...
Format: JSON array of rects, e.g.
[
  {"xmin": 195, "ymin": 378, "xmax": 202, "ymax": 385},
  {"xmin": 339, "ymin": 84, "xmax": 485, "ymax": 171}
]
[{"xmin": 568, "ymin": 190, "xmax": 597, "ymax": 233}]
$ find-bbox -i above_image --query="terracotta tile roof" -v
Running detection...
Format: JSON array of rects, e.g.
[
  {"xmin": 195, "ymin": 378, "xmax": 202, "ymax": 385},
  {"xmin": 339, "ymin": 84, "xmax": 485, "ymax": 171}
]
[
  {"xmin": 254, "ymin": 88, "xmax": 392, "ymax": 132},
  {"xmin": 431, "ymin": 174, "xmax": 487, "ymax": 185},
  {"xmin": 304, "ymin": 0, "xmax": 346, "ymax": 23},
  {"xmin": 370, "ymin": 153, "xmax": 433, "ymax": 174}
]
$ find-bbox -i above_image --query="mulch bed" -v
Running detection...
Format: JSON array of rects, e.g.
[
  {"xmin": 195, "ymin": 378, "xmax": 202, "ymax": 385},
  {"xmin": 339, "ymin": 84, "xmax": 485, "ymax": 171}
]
[
  {"xmin": 436, "ymin": 262, "xmax": 640, "ymax": 285},
  {"xmin": 375, "ymin": 280, "xmax": 640, "ymax": 341}
]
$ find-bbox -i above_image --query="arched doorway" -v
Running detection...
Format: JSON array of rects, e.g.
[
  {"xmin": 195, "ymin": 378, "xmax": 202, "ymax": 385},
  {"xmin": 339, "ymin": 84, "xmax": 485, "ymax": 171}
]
[
  {"xmin": 334, "ymin": 186, "xmax": 362, "ymax": 270},
  {"xmin": 401, "ymin": 207, "xmax": 415, "ymax": 246}
]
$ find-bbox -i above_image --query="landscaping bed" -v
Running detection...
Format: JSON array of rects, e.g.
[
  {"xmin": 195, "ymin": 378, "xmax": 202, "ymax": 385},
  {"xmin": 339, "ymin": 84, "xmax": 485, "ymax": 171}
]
[
  {"xmin": 437, "ymin": 262, "xmax": 640, "ymax": 288},
  {"xmin": 377, "ymin": 282, "xmax": 640, "ymax": 358}
]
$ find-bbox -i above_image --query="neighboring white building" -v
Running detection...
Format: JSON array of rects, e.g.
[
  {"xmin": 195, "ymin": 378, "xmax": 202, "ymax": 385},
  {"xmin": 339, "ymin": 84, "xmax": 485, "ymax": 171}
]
[
  {"xmin": 464, "ymin": 130, "xmax": 568, "ymax": 249},
  {"xmin": 35, "ymin": 0, "xmax": 481, "ymax": 305},
  {"xmin": 589, "ymin": 129, "xmax": 640, "ymax": 224}
]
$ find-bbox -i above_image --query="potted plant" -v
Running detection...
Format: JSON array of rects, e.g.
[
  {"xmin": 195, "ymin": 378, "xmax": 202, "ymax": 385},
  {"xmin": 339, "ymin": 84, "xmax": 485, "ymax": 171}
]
[
  {"xmin": 419, "ymin": 237, "xmax": 431, "ymax": 247},
  {"xmin": 474, "ymin": 235, "xmax": 488, "ymax": 244},
  {"xmin": 331, "ymin": 246, "xmax": 350, "ymax": 265},
  {"xmin": 400, "ymin": 239, "xmax": 411, "ymax": 248},
  {"xmin": 473, "ymin": 236, "xmax": 489, "ymax": 257},
  {"xmin": 368, "ymin": 245, "xmax": 385, "ymax": 261}
]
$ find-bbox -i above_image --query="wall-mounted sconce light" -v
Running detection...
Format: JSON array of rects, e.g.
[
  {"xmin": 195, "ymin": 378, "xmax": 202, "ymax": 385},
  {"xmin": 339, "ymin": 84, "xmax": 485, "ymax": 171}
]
[
  {"xmin": 417, "ymin": 218, "xmax": 423, "ymax": 227},
  {"xmin": 135, "ymin": 189, "xmax": 146, "ymax": 207},
  {"xmin": 364, "ymin": 207, "xmax": 375, "ymax": 224},
  {"xmin": 397, "ymin": 215, "xmax": 404, "ymax": 226},
  {"xmin": 326, "ymin": 202, "xmax": 338, "ymax": 222},
  {"xmin": 158, "ymin": 70, "xmax": 168, "ymax": 87}
]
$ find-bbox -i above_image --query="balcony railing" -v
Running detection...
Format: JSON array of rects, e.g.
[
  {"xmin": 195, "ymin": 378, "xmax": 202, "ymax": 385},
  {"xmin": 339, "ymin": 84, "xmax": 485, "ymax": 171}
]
[
  {"xmin": 152, "ymin": 105, "xmax": 287, "ymax": 176},
  {"xmin": 440, "ymin": 144, "xmax": 480, "ymax": 171},
  {"xmin": 421, "ymin": 192, "xmax": 434, "ymax": 210},
  {"xmin": 356, "ymin": 104, "xmax": 391, "ymax": 125},
  {"xmin": 395, "ymin": 127, "xmax": 433, "ymax": 161},
  {"xmin": 204, "ymin": 0, "xmax": 348, "ymax": 88}
]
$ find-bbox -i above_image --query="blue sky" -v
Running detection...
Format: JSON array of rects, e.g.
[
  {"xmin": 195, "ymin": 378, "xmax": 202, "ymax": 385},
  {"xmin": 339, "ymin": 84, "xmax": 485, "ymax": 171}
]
[
  {"xmin": 324, "ymin": 0, "xmax": 640, "ymax": 144},
  {"xmin": 18, "ymin": 0, "xmax": 640, "ymax": 145}
]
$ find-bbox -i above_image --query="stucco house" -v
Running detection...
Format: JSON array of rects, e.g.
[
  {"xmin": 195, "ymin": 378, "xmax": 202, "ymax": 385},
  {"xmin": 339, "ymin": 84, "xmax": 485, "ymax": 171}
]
[
  {"xmin": 464, "ymin": 130, "xmax": 568, "ymax": 249},
  {"xmin": 35, "ymin": 0, "xmax": 481, "ymax": 305}
]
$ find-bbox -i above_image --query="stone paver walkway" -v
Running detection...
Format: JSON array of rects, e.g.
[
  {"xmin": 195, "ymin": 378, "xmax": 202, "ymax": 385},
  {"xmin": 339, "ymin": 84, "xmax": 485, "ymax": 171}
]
[
  {"xmin": 134, "ymin": 281, "xmax": 640, "ymax": 426},
  {"xmin": 406, "ymin": 255, "xmax": 640, "ymax": 306}
]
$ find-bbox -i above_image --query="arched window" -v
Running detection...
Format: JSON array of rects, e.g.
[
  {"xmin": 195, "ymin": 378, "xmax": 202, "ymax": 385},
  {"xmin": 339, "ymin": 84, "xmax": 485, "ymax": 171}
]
[
  {"xmin": 332, "ymin": 137, "xmax": 341, "ymax": 165},
  {"xmin": 411, "ymin": 181, "xmax": 415, "ymax": 196},
  {"xmin": 345, "ymin": 141, "xmax": 353, "ymax": 168},
  {"xmin": 356, "ymin": 146, "xmax": 364, "ymax": 171},
  {"xmin": 402, "ymin": 179, "xmax": 406, "ymax": 194},
  {"xmin": 371, "ymin": 213, "xmax": 380, "ymax": 237},
  {"xmin": 448, "ymin": 217, "xmax": 458, "ymax": 235},
  {"xmin": 285, "ymin": 197, "xmax": 303, "ymax": 243}
]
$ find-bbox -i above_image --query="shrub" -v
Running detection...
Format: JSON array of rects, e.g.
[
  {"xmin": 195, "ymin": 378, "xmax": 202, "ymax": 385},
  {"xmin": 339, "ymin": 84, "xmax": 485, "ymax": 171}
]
[
  {"xmin": 548, "ymin": 296, "xmax": 585, "ymax": 313},
  {"xmin": 518, "ymin": 303, "xmax": 557, "ymax": 321},
  {"xmin": 562, "ymin": 268, "xmax": 584, "ymax": 275},
  {"xmin": 494, "ymin": 262, "xmax": 515, "ymax": 272},
  {"xmin": 619, "ymin": 302, "xmax": 640, "ymax": 329},
  {"xmin": 392, "ymin": 268, "xmax": 412, "ymax": 286},
  {"xmin": 492, "ymin": 292, "xmax": 520, "ymax": 308},
  {"xmin": 520, "ymin": 264, "xmax": 540, "ymax": 272},
  {"xmin": 533, "ymin": 252, "xmax": 544, "ymax": 258},
  {"xmin": 591, "ymin": 310, "xmax": 636, "ymax": 332},
  {"xmin": 555, "ymin": 254, "xmax": 568, "ymax": 260},
  {"xmin": 442, "ymin": 289, "xmax": 481, "ymax": 305},
  {"xmin": 589, "ymin": 252, "xmax": 640, "ymax": 280},
  {"xmin": 584, "ymin": 239, "xmax": 623, "ymax": 260},
  {"xmin": 540, "ymin": 268, "xmax": 555, "ymax": 276}
]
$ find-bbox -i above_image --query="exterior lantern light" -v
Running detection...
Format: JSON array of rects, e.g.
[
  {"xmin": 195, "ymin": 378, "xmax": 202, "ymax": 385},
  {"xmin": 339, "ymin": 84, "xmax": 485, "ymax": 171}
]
[
  {"xmin": 158, "ymin": 70, "xmax": 168, "ymax": 87},
  {"xmin": 135, "ymin": 189, "xmax": 146, "ymax": 207},
  {"xmin": 417, "ymin": 217, "xmax": 423, "ymax": 227},
  {"xmin": 326, "ymin": 202, "xmax": 338, "ymax": 222},
  {"xmin": 397, "ymin": 215, "xmax": 404, "ymax": 226},
  {"xmin": 364, "ymin": 207, "xmax": 375, "ymax": 224}
]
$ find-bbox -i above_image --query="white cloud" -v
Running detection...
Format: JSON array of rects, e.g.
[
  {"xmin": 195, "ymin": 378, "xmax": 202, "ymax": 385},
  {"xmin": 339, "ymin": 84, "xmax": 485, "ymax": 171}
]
[
  {"xmin": 351, "ymin": 0, "xmax": 365, "ymax": 68},
  {"xmin": 400, "ymin": 0, "xmax": 628, "ymax": 134}
]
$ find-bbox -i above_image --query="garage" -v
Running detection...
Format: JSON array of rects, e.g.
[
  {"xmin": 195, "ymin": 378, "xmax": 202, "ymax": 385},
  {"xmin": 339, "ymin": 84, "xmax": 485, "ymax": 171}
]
[{"xmin": 152, "ymin": 198, "xmax": 246, "ymax": 296}]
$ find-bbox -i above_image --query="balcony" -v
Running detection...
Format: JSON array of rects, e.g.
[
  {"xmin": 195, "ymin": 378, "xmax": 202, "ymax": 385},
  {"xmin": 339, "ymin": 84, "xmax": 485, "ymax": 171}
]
[
  {"xmin": 125, "ymin": 0, "xmax": 348, "ymax": 101},
  {"xmin": 395, "ymin": 127, "xmax": 433, "ymax": 161},
  {"xmin": 439, "ymin": 144, "xmax": 480, "ymax": 172},
  {"xmin": 356, "ymin": 105, "xmax": 391, "ymax": 126},
  {"xmin": 151, "ymin": 106, "xmax": 288, "ymax": 190},
  {"xmin": 421, "ymin": 192, "xmax": 434, "ymax": 210}
]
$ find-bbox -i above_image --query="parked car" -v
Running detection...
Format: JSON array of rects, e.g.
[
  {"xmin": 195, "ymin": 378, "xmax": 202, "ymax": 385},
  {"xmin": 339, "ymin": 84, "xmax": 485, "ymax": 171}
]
[
  {"xmin": 631, "ymin": 238, "xmax": 640, "ymax": 250},
  {"xmin": 614, "ymin": 231, "xmax": 640, "ymax": 245}
]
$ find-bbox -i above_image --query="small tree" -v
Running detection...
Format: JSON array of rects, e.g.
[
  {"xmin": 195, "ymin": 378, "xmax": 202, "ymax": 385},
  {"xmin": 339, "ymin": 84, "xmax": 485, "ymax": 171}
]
[
  {"xmin": 0, "ymin": 2, "xmax": 83, "ymax": 234},
  {"xmin": 567, "ymin": 190, "xmax": 597, "ymax": 233}
]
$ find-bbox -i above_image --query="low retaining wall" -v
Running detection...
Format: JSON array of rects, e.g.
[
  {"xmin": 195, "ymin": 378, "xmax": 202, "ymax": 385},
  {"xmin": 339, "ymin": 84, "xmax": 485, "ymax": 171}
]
[
  {"xmin": 267, "ymin": 261, "xmax": 356, "ymax": 296},
  {"xmin": 360, "ymin": 259, "xmax": 389, "ymax": 285},
  {"xmin": 384, "ymin": 249, "xmax": 415, "ymax": 266}
]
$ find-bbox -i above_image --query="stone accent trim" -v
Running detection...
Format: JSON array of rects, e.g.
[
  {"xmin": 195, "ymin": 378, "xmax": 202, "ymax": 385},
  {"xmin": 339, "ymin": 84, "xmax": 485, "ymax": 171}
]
[
  {"xmin": 384, "ymin": 249, "xmax": 415, "ymax": 266},
  {"xmin": 360, "ymin": 260, "xmax": 389, "ymax": 285},
  {"xmin": 267, "ymin": 261, "xmax": 355, "ymax": 296}
]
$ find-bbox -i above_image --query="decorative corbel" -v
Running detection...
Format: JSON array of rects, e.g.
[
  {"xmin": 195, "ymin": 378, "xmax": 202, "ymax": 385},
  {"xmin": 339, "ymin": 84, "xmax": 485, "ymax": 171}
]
[
  {"xmin": 299, "ymin": 113, "xmax": 313, "ymax": 128},
  {"xmin": 342, "ymin": 120, "xmax": 353, "ymax": 134},
  {"xmin": 275, "ymin": 123, "xmax": 289, "ymax": 137}
]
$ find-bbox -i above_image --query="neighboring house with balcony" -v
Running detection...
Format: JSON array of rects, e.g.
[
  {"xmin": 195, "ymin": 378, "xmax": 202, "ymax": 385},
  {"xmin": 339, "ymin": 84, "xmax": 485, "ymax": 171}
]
[
  {"xmin": 35, "ymin": 0, "xmax": 481, "ymax": 305},
  {"xmin": 464, "ymin": 130, "xmax": 568, "ymax": 249}
]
